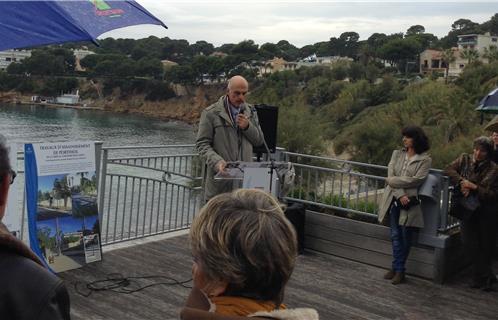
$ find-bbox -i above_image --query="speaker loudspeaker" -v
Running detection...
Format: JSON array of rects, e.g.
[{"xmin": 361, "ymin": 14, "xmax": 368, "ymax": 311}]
[{"xmin": 253, "ymin": 104, "xmax": 278, "ymax": 154}]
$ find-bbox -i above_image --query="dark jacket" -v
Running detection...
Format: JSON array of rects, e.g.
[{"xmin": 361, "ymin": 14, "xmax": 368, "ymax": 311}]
[
  {"xmin": 444, "ymin": 153, "xmax": 498, "ymax": 214},
  {"xmin": 0, "ymin": 223, "xmax": 71, "ymax": 320}
]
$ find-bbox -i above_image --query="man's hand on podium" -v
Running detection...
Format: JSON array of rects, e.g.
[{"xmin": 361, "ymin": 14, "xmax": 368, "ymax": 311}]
[{"xmin": 216, "ymin": 160, "xmax": 228, "ymax": 175}]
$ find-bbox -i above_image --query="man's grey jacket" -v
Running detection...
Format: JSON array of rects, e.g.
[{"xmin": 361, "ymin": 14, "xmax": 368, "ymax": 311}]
[{"xmin": 196, "ymin": 96, "xmax": 264, "ymax": 201}]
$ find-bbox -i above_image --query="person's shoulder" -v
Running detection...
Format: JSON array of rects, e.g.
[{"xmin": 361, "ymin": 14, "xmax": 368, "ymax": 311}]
[
  {"xmin": 0, "ymin": 251, "xmax": 69, "ymax": 320},
  {"xmin": 204, "ymin": 97, "xmax": 225, "ymax": 113},
  {"xmin": 419, "ymin": 151, "xmax": 432, "ymax": 161},
  {"xmin": 0, "ymin": 250, "xmax": 59, "ymax": 285},
  {"xmin": 392, "ymin": 149, "xmax": 404, "ymax": 157},
  {"xmin": 489, "ymin": 159, "xmax": 498, "ymax": 171}
]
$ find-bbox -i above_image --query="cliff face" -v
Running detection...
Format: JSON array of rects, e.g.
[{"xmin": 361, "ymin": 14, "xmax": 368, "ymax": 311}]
[
  {"xmin": 0, "ymin": 84, "xmax": 225, "ymax": 124},
  {"xmin": 96, "ymin": 85, "xmax": 224, "ymax": 124}
]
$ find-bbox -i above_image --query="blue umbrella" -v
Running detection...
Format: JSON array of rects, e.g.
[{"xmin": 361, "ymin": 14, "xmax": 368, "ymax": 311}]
[
  {"xmin": 476, "ymin": 87, "xmax": 498, "ymax": 114},
  {"xmin": 0, "ymin": 0, "xmax": 167, "ymax": 51}
]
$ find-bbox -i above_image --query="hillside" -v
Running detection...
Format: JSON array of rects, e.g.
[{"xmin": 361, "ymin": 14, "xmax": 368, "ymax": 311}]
[{"xmin": 247, "ymin": 62, "xmax": 498, "ymax": 169}]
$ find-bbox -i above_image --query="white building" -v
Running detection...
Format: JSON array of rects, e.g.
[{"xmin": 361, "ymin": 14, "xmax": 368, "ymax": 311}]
[
  {"xmin": 297, "ymin": 55, "xmax": 353, "ymax": 68},
  {"xmin": 56, "ymin": 93, "xmax": 80, "ymax": 105},
  {"xmin": 0, "ymin": 49, "xmax": 31, "ymax": 70},
  {"xmin": 457, "ymin": 32, "xmax": 498, "ymax": 54}
]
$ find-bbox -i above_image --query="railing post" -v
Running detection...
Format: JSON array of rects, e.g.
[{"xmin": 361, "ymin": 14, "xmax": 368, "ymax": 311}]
[
  {"xmin": 94, "ymin": 141, "xmax": 103, "ymax": 187},
  {"xmin": 439, "ymin": 175, "xmax": 450, "ymax": 231},
  {"xmin": 98, "ymin": 148, "xmax": 108, "ymax": 226}
]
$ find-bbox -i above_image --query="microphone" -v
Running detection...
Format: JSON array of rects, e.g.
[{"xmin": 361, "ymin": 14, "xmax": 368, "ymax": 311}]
[
  {"xmin": 236, "ymin": 104, "xmax": 246, "ymax": 130},
  {"xmin": 236, "ymin": 105, "xmax": 246, "ymax": 160},
  {"xmin": 238, "ymin": 104, "xmax": 246, "ymax": 116}
]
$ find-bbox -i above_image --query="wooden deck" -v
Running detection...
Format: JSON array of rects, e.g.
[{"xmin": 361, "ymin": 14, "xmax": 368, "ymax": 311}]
[{"xmin": 60, "ymin": 233, "xmax": 498, "ymax": 320}]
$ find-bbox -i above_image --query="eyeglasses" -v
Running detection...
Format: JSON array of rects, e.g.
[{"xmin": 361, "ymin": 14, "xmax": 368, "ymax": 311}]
[
  {"xmin": 1, "ymin": 170, "xmax": 16, "ymax": 185},
  {"xmin": 9, "ymin": 170, "xmax": 16, "ymax": 185}
]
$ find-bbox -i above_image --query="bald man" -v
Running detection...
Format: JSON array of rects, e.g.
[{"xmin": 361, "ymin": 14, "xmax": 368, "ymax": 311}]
[{"xmin": 196, "ymin": 76, "xmax": 264, "ymax": 201}]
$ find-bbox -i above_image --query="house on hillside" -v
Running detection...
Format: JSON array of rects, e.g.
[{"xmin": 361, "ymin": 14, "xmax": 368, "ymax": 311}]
[
  {"xmin": 457, "ymin": 32, "xmax": 498, "ymax": 55},
  {"xmin": 419, "ymin": 48, "xmax": 455, "ymax": 76},
  {"xmin": 161, "ymin": 59, "xmax": 178, "ymax": 69},
  {"xmin": 419, "ymin": 32, "xmax": 498, "ymax": 78},
  {"xmin": 297, "ymin": 54, "xmax": 353, "ymax": 68},
  {"xmin": 209, "ymin": 51, "xmax": 228, "ymax": 58},
  {"xmin": 0, "ymin": 49, "xmax": 31, "ymax": 70},
  {"xmin": 259, "ymin": 57, "xmax": 298, "ymax": 75}
]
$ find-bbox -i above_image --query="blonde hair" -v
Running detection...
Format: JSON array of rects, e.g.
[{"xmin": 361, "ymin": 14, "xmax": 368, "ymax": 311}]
[{"xmin": 190, "ymin": 189, "xmax": 297, "ymax": 305}]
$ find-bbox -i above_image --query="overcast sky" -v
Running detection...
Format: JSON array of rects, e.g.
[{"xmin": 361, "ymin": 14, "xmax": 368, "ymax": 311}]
[{"xmin": 102, "ymin": 1, "xmax": 498, "ymax": 47}]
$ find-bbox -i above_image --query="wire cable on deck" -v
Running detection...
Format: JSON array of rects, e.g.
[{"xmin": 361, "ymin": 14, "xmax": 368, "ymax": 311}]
[{"xmin": 73, "ymin": 273, "xmax": 192, "ymax": 297}]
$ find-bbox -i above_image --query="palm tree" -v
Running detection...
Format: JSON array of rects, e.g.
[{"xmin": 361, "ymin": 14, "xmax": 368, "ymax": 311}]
[
  {"xmin": 483, "ymin": 45, "xmax": 498, "ymax": 63},
  {"xmin": 460, "ymin": 48, "xmax": 480, "ymax": 64},
  {"xmin": 440, "ymin": 48, "xmax": 456, "ymax": 83}
]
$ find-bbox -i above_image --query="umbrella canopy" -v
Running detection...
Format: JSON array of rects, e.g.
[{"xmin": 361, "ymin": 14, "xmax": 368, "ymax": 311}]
[
  {"xmin": 0, "ymin": 0, "xmax": 167, "ymax": 51},
  {"xmin": 476, "ymin": 87, "xmax": 498, "ymax": 114},
  {"xmin": 484, "ymin": 115, "xmax": 498, "ymax": 132}
]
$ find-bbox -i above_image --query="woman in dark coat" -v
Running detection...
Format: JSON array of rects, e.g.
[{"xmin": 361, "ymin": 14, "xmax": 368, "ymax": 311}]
[
  {"xmin": 378, "ymin": 126, "xmax": 431, "ymax": 285},
  {"xmin": 444, "ymin": 136, "xmax": 498, "ymax": 291}
]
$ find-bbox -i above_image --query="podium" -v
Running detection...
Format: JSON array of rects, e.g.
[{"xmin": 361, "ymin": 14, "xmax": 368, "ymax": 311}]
[{"xmin": 214, "ymin": 161, "xmax": 283, "ymax": 197}]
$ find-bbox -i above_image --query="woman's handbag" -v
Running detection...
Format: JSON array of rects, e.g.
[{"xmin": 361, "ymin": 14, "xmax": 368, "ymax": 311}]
[
  {"xmin": 448, "ymin": 187, "xmax": 480, "ymax": 220},
  {"xmin": 448, "ymin": 154, "xmax": 480, "ymax": 221},
  {"xmin": 395, "ymin": 196, "xmax": 420, "ymax": 210}
]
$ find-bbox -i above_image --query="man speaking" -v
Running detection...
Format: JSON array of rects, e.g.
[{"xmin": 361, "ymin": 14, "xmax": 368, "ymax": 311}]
[{"xmin": 196, "ymin": 75, "xmax": 264, "ymax": 201}]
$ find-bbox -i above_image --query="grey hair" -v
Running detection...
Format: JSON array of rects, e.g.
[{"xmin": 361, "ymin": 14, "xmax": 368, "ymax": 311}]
[{"xmin": 190, "ymin": 189, "xmax": 297, "ymax": 305}]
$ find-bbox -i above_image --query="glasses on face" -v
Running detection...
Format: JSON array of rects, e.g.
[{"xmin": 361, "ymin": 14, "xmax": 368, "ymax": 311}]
[
  {"xmin": 0, "ymin": 170, "xmax": 16, "ymax": 185},
  {"xmin": 9, "ymin": 170, "xmax": 16, "ymax": 185}
]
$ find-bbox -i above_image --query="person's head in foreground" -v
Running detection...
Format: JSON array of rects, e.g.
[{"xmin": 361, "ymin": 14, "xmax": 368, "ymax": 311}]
[{"xmin": 189, "ymin": 188, "xmax": 298, "ymax": 316}]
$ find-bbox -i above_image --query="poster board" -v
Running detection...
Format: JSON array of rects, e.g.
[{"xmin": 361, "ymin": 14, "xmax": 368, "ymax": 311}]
[
  {"xmin": 4, "ymin": 143, "xmax": 20, "ymax": 238},
  {"xmin": 24, "ymin": 142, "xmax": 102, "ymax": 273}
]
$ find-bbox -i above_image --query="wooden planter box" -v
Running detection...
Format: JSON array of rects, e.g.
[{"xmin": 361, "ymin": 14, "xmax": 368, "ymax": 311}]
[{"xmin": 304, "ymin": 210, "xmax": 467, "ymax": 283}]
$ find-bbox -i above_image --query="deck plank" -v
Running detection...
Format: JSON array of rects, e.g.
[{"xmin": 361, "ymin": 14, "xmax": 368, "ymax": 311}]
[{"xmin": 59, "ymin": 235, "xmax": 498, "ymax": 320}]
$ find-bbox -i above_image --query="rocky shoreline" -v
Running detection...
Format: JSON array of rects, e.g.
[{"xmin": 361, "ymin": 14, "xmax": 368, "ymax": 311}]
[{"xmin": 0, "ymin": 85, "xmax": 224, "ymax": 125}]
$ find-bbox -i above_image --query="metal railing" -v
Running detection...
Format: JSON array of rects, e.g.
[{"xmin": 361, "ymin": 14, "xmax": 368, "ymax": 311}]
[
  {"xmin": 11, "ymin": 143, "xmax": 458, "ymax": 248},
  {"xmin": 98, "ymin": 144, "xmax": 203, "ymax": 245},
  {"xmin": 277, "ymin": 150, "xmax": 456, "ymax": 232}
]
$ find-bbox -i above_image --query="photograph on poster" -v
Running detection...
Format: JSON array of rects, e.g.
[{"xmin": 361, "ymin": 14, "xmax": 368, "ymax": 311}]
[{"xmin": 36, "ymin": 171, "xmax": 101, "ymax": 272}]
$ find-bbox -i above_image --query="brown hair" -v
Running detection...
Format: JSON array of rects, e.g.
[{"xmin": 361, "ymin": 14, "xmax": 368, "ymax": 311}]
[
  {"xmin": 189, "ymin": 189, "xmax": 297, "ymax": 306},
  {"xmin": 473, "ymin": 136, "xmax": 493, "ymax": 158}
]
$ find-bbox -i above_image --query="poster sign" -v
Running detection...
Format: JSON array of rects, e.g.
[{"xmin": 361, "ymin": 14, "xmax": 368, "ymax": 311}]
[
  {"xmin": 24, "ymin": 142, "xmax": 102, "ymax": 273},
  {"xmin": 4, "ymin": 143, "xmax": 20, "ymax": 238}
]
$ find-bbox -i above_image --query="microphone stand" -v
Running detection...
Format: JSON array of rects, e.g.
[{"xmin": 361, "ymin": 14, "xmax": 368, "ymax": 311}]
[
  {"xmin": 242, "ymin": 104, "xmax": 278, "ymax": 196},
  {"xmin": 258, "ymin": 121, "xmax": 277, "ymax": 195}
]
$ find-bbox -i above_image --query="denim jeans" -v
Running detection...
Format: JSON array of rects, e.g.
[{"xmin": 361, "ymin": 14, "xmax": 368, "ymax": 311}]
[{"xmin": 389, "ymin": 202, "xmax": 415, "ymax": 273}]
